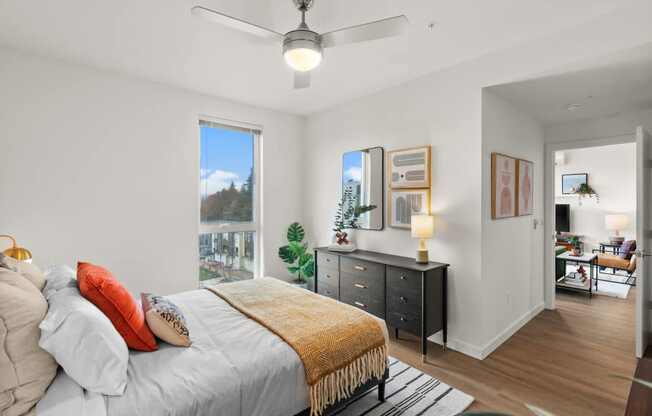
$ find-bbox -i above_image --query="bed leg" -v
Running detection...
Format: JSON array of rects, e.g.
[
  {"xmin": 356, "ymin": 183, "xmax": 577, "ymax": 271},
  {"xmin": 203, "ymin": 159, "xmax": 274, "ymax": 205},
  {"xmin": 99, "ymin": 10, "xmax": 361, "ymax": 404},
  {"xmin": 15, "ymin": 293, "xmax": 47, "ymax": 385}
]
[{"xmin": 378, "ymin": 380, "xmax": 386, "ymax": 402}]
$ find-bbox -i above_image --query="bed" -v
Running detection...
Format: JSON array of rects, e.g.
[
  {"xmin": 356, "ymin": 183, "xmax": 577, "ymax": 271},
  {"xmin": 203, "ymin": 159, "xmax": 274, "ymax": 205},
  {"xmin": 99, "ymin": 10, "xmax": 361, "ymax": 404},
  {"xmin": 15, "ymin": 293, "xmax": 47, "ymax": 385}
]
[{"xmin": 35, "ymin": 287, "xmax": 389, "ymax": 416}]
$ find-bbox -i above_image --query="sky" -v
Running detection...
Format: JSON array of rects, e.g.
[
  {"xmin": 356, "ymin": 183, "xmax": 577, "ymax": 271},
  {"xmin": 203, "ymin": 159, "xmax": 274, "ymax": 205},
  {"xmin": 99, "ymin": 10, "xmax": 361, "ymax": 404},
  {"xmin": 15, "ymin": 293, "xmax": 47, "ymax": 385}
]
[
  {"xmin": 200, "ymin": 125, "xmax": 254, "ymax": 196},
  {"xmin": 342, "ymin": 151, "xmax": 362, "ymax": 184}
]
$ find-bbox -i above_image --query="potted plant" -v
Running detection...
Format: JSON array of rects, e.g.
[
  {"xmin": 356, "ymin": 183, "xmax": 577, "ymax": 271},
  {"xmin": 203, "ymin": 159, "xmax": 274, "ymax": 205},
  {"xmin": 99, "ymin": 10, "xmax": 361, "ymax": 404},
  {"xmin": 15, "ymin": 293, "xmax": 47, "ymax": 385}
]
[
  {"xmin": 278, "ymin": 222, "xmax": 314, "ymax": 288},
  {"xmin": 328, "ymin": 187, "xmax": 376, "ymax": 252},
  {"xmin": 574, "ymin": 183, "xmax": 599, "ymax": 205},
  {"xmin": 568, "ymin": 235, "xmax": 582, "ymax": 256}
]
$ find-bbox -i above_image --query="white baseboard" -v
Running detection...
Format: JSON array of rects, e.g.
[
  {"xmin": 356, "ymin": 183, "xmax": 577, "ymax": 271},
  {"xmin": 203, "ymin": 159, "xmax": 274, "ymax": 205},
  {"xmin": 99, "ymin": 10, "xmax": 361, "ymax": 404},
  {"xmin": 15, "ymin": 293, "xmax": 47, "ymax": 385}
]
[
  {"xmin": 479, "ymin": 302, "xmax": 545, "ymax": 359},
  {"xmin": 425, "ymin": 302, "xmax": 545, "ymax": 361},
  {"xmin": 427, "ymin": 333, "xmax": 484, "ymax": 360}
]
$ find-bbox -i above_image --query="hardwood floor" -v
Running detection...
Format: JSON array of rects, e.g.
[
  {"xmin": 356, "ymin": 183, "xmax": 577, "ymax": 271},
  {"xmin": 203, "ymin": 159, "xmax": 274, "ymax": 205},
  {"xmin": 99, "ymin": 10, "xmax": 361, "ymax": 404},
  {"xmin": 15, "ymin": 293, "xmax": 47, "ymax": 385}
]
[{"xmin": 388, "ymin": 288, "xmax": 637, "ymax": 415}]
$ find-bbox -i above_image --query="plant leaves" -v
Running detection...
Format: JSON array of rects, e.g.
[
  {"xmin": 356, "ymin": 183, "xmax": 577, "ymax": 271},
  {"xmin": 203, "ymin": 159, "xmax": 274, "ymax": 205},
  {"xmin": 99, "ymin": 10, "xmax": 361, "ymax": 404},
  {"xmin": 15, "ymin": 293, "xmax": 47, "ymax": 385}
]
[
  {"xmin": 287, "ymin": 222, "xmax": 305, "ymax": 243},
  {"xmin": 278, "ymin": 245, "xmax": 297, "ymax": 264},
  {"xmin": 288, "ymin": 241, "xmax": 306, "ymax": 258},
  {"xmin": 287, "ymin": 265, "xmax": 301, "ymax": 274},
  {"xmin": 301, "ymin": 257, "xmax": 315, "ymax": 278}
]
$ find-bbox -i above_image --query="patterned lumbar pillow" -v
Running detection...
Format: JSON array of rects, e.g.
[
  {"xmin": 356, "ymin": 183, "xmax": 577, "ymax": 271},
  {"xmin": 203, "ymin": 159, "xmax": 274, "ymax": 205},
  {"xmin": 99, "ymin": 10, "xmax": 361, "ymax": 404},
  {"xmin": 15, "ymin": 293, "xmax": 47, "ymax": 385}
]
[{"xmin": 141, "ymin": 293, "xmax": 191, "ymax": 347}]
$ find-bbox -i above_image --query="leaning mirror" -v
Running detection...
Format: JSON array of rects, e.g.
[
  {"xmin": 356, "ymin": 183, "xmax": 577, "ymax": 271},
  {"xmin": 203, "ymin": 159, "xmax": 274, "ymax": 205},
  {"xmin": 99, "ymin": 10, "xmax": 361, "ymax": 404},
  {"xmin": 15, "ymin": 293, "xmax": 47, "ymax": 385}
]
[{"xmin": 342, "ymin": 147, "xmax": 384, "ymax": 230}]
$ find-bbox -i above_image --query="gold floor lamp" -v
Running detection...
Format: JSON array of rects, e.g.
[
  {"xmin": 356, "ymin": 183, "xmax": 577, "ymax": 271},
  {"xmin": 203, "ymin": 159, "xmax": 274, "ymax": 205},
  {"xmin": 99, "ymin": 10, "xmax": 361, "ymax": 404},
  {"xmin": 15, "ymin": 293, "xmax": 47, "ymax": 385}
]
[{"xmin": 1, "ymin": 235, "xmax": 33, "ymax": 262}]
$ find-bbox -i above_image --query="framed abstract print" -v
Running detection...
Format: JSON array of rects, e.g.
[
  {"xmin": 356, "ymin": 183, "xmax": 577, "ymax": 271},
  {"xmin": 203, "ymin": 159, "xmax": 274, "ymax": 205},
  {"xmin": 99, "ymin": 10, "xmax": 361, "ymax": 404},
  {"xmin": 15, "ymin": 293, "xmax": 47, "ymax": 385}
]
[
  {"xmin": 388, "ymin": 189, "xmax": 430, "ymax": 229},
  {"xmin": 387, "ymin": 146, "xmax": 431, "ymax": 189},
  {"xmin": 516, "ymin": 159, "xmax": 534, "ymax": 216},
  {"xmin": 491, "ymin": 153, "xmax": 517, "ymax": 219}
]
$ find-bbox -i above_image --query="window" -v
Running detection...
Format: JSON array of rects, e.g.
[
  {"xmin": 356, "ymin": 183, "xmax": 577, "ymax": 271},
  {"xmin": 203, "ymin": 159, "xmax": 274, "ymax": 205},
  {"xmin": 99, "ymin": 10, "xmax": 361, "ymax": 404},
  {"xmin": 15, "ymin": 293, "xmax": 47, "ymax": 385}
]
[{"xmin": 198, "ymin": 119, "xmax": 260, "ymax": 287}]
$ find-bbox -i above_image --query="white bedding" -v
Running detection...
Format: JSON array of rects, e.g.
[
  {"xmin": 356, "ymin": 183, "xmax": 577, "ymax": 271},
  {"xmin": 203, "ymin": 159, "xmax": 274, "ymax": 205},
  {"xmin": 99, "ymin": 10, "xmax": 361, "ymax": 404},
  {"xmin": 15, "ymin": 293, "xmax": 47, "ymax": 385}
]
[{"xmin": 37, "ymin": 289, "xmax": 310, "ymax": 416}]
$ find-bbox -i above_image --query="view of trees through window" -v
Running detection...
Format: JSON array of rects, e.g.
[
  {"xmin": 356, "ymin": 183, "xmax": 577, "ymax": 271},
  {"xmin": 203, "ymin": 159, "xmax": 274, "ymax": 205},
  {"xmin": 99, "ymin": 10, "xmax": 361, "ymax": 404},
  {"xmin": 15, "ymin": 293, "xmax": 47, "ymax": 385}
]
[{"xmin": 199, "ymin": 121, "xmax": 257, "ymax": 286}]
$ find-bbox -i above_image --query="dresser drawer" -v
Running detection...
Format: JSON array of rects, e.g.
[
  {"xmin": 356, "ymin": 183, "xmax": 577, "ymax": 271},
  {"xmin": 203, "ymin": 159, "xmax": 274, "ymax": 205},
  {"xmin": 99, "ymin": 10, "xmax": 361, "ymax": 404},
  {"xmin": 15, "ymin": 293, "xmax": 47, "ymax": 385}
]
[
  {"xmin": 387, "ymin": 266, "xmax": 422, "ymax": 292},
  {"xmin": 317, "ymin": 268, "xmax": 339, "ymax": 287},
  {"xmin": 340, "ymin": 271, "xmax": 384, "ymax": 300},
  {"xmin": 341, "ymin": 257, "xmax": 384, "ymax": 279},
  {"xmin": 340, "ymin": 290, "xmax": 385, "ymax": 319},
  {"xmin": 317, "ymin": 281, "xmax": 339, "ymax": 300},
  {"xmin": 387, "ymin": 310, "xmax": 420, "ymax": 335},
  {"xmin": 387, "ymin": 288, "xmax": 421, "ymax": 316},
  {"xmin": 317, "ymin": 252, "xmax": 339, "ymax": 270}
]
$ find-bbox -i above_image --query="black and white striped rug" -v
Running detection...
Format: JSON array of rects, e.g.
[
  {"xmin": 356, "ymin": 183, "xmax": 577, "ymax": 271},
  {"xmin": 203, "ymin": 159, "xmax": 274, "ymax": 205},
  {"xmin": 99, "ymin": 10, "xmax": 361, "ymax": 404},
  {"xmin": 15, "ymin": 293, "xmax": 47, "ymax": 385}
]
[{"xmin": 338, "ymin": 357, "xmax": 474, "ymax": 416}]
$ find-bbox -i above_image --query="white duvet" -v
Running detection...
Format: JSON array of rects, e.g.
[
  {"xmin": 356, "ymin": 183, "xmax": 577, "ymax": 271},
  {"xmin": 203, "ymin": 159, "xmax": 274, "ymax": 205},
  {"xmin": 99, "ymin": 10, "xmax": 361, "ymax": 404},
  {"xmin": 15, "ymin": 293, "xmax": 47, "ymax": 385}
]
[{"xmin": 37, "ymin": 289, "xmax": 310, "ymax": 416}]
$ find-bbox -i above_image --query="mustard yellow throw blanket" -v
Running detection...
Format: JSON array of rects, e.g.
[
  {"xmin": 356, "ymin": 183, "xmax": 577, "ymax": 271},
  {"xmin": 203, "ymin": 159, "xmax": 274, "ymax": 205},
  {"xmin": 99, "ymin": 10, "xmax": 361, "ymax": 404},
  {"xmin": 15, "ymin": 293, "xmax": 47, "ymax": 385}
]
[{"xmin": 207, "ymin": 277, "xmax": 388, "ymax": 416}]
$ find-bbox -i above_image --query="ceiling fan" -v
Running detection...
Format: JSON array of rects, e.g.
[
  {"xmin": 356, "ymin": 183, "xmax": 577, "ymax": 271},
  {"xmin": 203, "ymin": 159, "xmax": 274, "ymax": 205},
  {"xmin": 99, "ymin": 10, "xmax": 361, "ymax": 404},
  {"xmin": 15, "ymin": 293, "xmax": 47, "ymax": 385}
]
[{"xmin": 191, "ymin": 0, "xmax": 408, "ymax": 89}]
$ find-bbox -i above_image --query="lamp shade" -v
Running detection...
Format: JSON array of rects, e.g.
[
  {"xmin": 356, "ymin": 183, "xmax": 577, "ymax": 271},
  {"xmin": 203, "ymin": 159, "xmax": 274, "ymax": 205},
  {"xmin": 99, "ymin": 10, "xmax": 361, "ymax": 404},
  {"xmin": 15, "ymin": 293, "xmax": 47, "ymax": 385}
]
[
  {"xmin": 0, "ymin": 235, "xmax": 32, "ymax": 262},
  {"xmin": 411, "ymin": 215, "xmax": 435, "ymax": 239},
  {"xmin": 605, "ymin": 214, "xmax": 629, "ymax": 231}
]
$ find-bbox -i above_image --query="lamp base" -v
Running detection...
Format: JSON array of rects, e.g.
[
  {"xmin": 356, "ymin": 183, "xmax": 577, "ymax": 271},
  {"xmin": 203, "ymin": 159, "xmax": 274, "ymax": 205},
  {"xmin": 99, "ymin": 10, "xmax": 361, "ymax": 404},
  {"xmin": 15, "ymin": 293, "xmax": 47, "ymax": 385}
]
[
  {"xmin": 609, "ymin": 236, "xmax": 625, "ymax": 245},
  {"xmin": 416, "ymin": 249, "xmax": 429, "ymax": 264}
]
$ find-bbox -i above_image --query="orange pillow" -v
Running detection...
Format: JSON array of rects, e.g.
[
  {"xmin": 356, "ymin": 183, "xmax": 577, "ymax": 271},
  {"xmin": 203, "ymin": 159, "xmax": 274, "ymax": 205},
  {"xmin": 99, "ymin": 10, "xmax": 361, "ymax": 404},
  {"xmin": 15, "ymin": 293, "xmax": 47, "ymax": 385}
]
[{"xmin": 77, "ymin": 262, "xmax": 158, "ymax": 352}]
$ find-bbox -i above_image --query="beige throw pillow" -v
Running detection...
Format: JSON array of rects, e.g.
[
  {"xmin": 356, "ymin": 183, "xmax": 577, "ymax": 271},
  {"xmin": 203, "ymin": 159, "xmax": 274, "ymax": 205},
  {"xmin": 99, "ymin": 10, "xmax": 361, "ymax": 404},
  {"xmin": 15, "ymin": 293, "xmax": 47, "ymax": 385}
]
[
  {"xmin": 141, "ymin": 294, "xmax": 191, "ymax": 347},
  {"xmin": 0, "ymin": 267, "xmax": 57, "ymax": 416},
  {"xmin": 0, "ymin": 254, "xmax": 46, "ymax": 291}
]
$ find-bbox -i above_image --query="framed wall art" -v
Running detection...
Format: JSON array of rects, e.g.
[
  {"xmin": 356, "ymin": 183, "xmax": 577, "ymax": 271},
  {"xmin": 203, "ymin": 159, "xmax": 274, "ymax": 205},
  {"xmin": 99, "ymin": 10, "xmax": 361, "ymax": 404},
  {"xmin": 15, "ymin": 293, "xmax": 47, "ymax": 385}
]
[
  {"xmin": 388, "ymin": 188, "xmax": 430, "ymax": 229},
  {"xmin": 387, "ymin": 146, "xmax": 431, "ymax": 189},
  {"xmin": 491, "ymin": 153, "xmax": 517, "ymax": 219},
  {"xmin": 516, "ymin": 159, "xmax": 534, "ymax": 216},
  {"xmin": 561, "ymin": 173, "xmax": 588, "ymax": 195}
]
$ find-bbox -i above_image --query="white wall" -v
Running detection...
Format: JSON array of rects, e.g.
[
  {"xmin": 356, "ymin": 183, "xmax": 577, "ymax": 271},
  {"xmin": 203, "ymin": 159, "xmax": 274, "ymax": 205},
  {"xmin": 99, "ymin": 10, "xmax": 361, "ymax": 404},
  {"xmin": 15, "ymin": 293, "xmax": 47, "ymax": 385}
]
[
  {"xmin": 303, "ymin": 3, "xmax": 652, "ymax": 358},
  {"xmin": 0, "ymin": 47, "xmax": 304, "ymax": 296},
  {"xmin": 554, "ymin": 144, "xmax": 637, "ymax": 249},
  {"xmin": 545, "ymin": 108, "xmax": 652, "ymax": 144},
  {"xmin": 481, "ymin": 91, "xmax": 545, "ymax": 352}
]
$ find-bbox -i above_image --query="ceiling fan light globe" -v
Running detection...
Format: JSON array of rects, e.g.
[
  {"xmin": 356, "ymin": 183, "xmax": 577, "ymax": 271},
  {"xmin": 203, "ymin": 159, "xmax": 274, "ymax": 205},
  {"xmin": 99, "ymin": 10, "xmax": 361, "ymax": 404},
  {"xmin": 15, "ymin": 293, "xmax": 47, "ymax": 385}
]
[{"xmin": 284, "ymin": 47, "xmax": 322, "ymax": 72}]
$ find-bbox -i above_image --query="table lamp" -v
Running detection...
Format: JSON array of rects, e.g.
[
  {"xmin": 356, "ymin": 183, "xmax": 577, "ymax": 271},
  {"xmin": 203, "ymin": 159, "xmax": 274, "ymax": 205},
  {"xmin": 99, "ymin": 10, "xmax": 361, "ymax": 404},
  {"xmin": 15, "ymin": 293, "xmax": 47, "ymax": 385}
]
[
  {"xmin": 0, "ymin": 235, "xmax": 33, "ymax": 263},
  {"xmin": 605, "ymin": 214, "xmax": 628, "ymax": 244},
  {"xmin": 411, "ymin": 215, "xmax": 434, "ymax": 264}
]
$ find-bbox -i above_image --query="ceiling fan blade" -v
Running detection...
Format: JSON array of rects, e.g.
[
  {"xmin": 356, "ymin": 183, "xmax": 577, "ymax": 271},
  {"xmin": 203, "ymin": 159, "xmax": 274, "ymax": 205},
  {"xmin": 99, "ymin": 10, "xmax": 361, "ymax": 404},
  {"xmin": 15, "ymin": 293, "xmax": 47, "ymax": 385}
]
[
  {"xmin": 191, "ymin": 6, "xmax": 284, "ymax": 41},
  {"xmin": 321, "ymin": 15, "xmax": 408, "ymax": 48},
  {"xmin": 294, "ymin": 71, "xmax": 311, "ymax": 89}
]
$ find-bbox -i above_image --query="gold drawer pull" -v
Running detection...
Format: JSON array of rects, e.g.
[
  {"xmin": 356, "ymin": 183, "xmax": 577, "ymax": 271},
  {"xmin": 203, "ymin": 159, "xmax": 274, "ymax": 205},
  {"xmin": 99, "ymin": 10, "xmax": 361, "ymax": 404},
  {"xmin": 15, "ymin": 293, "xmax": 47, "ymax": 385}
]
[
  {"xmin": 400, "ymin": 317, "xmax": 407, "ymax": 322},
  {"xmin": 400, "ymin": 275, "xmax": 407, "ymax": 280},
  {"xmin": 354, "ymin": 283, "xmax": 367, "ymax": 289},
  {"xmin": 354, "ymin": 301, "xmax": 367, "ymax": 308},
  {"xmin": 400, "ymin": 296, "xmax": 407, "ymax": 303},
  {"xmin": 354, "ymin": 265, "xmax": 366, "ymax": 271},
  {"xmin": 326, "ymin": 258, "xmax": 331, "ymax": 262}
]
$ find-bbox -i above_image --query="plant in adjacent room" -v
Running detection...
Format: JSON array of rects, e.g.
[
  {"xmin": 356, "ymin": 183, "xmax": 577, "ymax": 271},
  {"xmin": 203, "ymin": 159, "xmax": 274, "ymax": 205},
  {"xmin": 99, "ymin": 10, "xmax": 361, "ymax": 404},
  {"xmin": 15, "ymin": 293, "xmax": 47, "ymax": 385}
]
[
  {"xmin": 332, "ymin": 187, "xmax": 377, "ymax": 244},
  {"xmin": 574, "ymin": 183, "xmax": 599, "ymax": 205},
  {"xmin": 568, "ymin": 235, "xmax": 582, "ymax": 256},
  {"xmin": 278, "ymin": 222, "xmax": 314, "ymax": 283}
]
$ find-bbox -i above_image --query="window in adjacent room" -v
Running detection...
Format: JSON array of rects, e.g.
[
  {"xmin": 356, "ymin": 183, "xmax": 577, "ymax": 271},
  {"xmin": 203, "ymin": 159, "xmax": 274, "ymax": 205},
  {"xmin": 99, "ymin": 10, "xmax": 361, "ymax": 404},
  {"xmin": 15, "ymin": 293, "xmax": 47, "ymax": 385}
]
[{"xmin": 198, "ymin": 119, "xmax": 260, "ymax": 287}]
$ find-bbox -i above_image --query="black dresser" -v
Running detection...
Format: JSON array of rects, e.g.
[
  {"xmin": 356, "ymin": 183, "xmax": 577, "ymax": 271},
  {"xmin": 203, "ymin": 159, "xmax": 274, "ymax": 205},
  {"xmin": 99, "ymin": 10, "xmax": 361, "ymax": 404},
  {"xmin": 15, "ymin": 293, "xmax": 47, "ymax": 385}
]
[{"xmin": 313, "ymin": 247, "xmax": 449, "ymax": 356}]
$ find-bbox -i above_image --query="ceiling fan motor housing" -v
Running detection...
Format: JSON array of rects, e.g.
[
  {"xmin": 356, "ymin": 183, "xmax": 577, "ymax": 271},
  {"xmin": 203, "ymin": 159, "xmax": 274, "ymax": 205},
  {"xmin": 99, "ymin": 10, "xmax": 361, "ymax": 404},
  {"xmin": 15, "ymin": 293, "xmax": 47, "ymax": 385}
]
[{"xmin": 283, "ymin": 28, "xmax": 322, "ymax": 58}]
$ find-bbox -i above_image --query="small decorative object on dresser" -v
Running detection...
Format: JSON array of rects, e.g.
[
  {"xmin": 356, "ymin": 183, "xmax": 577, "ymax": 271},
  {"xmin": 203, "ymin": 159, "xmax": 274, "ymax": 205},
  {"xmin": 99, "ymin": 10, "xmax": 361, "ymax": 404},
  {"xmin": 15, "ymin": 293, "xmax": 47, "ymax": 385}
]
[
  {"xmin": 411, "ymin": 214, "xmax": 434, "ymax": 263},
  {"xmin": 328, "ymin": 186, "xmax": 376, "ymax": 252},
  {"xmin": 314, "ymin": 247, "xmax": 449, "ymax": 357}
]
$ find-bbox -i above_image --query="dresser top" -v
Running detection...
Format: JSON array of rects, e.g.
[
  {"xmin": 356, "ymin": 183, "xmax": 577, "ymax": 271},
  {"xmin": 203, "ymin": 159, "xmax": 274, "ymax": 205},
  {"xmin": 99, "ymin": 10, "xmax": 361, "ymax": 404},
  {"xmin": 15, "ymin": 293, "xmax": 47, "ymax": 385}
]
[{"xmin": 315, "ymin": 247, "xmax": 449, "ymax": 272}]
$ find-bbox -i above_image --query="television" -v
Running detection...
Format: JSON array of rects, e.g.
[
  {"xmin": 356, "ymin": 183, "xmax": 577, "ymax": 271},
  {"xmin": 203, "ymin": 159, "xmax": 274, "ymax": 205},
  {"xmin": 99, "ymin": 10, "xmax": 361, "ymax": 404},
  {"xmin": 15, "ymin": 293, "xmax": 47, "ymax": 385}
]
[{"xmin": 556, "ymin": 204, "xmax": 570, "ymax": 233}]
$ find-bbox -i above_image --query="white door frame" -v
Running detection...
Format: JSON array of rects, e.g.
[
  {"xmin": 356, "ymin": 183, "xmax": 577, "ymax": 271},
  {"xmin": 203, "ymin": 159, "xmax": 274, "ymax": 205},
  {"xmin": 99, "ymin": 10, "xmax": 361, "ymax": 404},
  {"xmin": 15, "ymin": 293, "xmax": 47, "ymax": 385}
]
[{"xmin": 543, "ymin": 133, "xmax": 635, "ymax": 310}]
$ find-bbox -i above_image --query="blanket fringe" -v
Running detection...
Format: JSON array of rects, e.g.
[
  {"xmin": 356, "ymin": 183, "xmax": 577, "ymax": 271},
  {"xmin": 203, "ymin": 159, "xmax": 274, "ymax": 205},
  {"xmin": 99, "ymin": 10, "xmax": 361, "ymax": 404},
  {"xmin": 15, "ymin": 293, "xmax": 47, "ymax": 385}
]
[{"xmin": 309, "ymin": 345, "xmax": 388, "ymax": 416}]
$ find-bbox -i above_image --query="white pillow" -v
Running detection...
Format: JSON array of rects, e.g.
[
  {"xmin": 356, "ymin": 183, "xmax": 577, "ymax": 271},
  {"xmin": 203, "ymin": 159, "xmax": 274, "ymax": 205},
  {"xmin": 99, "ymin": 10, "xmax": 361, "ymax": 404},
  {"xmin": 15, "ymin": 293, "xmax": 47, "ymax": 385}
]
[
  {"xmin": 39, "ymin": 283, "xmax": 129, "ymax": 395},
  {"xmin": 42, "ymin": 264, "xmax": 77, "ymax": 298}
]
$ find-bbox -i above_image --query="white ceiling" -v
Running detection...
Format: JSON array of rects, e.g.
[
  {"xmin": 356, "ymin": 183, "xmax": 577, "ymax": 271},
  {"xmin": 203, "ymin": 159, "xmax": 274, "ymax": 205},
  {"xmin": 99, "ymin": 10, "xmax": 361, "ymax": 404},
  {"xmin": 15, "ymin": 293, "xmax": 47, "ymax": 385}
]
[
  {"xmin": 0, "ymin": 0, "xmax": 634, "ymax": 115},
  {"xmin": 487, "ymin": 42, "xmax": 652, "ymax": 125}
]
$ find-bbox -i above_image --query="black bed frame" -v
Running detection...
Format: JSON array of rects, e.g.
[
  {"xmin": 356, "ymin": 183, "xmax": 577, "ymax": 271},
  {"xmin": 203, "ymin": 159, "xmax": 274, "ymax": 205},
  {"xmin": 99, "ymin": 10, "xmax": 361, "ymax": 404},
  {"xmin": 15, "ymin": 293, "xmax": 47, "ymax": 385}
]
[{"xmin": 294, "ymin": 368, "xmax": 389, "ymax": 416}]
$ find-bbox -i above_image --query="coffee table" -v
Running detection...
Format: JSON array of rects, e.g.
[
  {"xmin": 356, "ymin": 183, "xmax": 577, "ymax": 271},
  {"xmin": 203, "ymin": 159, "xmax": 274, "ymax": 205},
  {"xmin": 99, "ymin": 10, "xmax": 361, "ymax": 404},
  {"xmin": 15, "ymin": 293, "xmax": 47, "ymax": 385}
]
[{"xmin": 555, "ymin": 251, "xmax": 598, "ymax": 296}]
